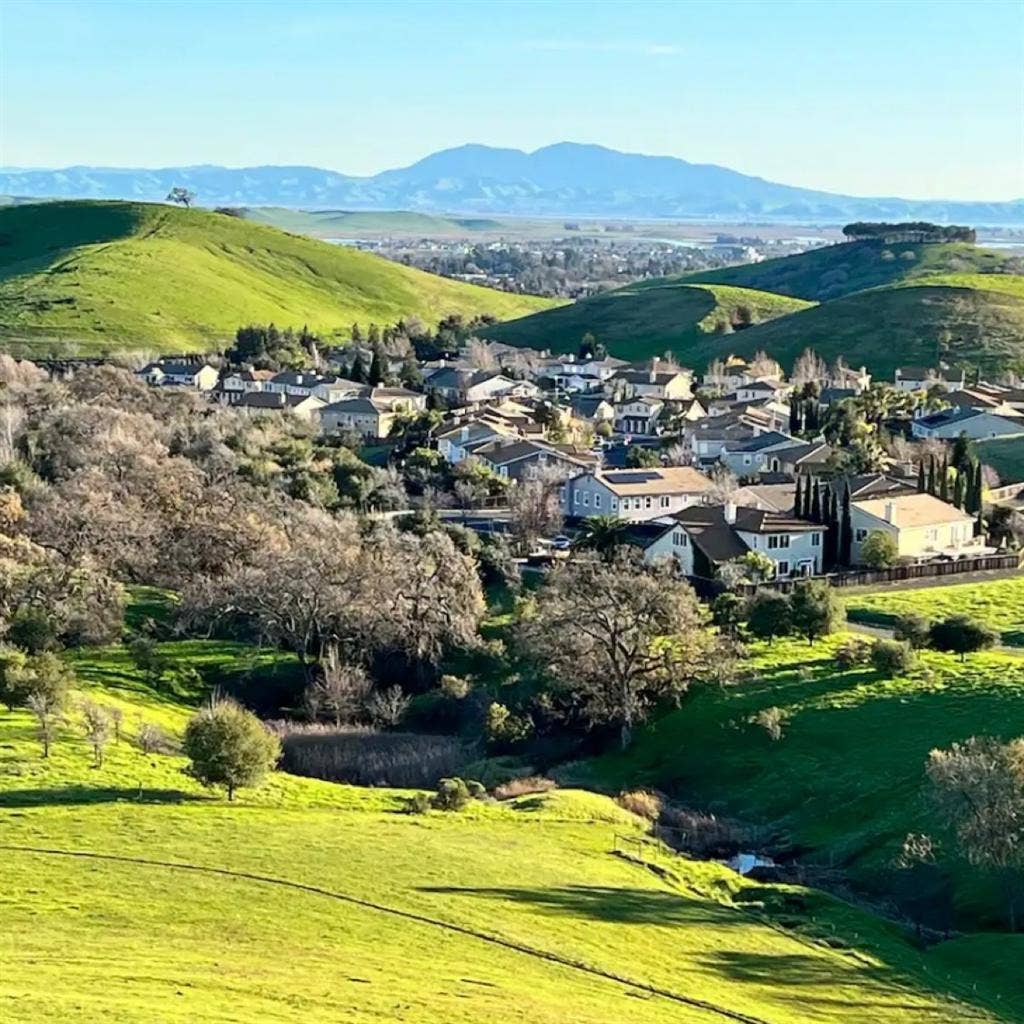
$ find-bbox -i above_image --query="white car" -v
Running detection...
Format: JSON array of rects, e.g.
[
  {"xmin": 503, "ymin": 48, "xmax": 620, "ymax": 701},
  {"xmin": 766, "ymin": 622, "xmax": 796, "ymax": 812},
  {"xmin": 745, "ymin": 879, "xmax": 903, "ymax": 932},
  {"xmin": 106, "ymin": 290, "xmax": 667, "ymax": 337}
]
[{"xmin": 551, "ymin": 535, "xmax": 572, "ymax": 551}]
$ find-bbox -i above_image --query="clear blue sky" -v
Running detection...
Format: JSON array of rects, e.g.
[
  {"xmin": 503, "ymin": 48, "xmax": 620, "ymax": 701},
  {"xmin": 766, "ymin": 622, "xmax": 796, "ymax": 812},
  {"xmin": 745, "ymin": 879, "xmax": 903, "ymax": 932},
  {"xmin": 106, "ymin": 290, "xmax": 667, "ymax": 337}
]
[{"xmin": 2, "ymin": 0, "xmax": 1022, "ymax": 199}]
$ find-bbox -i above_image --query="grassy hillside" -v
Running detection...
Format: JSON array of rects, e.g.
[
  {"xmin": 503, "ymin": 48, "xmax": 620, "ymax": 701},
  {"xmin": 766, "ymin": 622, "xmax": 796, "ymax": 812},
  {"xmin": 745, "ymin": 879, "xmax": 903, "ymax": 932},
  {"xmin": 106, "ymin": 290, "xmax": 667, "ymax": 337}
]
[
  {"xmin": 977, "ymin": 436, "xmax": 1024, "ymax": 485},
  {"xmin": 719, "ymin": 282, "xmax": 1024, "ymax": 377},
  {"xmin": 681, "ymin": 240, "xmax": 1019, "ymax": 301},
  {"xmin": 483, "ymin": 279, "xmax": 811, "ymax": 362},
  {"xmin": 569, "ymin": 622, "xmax": 1024, "ymax": 930},
  {"xmin": 0, "ymin": 201, "xmax": 557, "ymax": 355},
  {"xmin": 242, "ymin": 207, "xmax": 503, "ymax": 236},
  {"xmin": 1, "ymin": 632, "xmax": 1020, "ymax": 1021}
]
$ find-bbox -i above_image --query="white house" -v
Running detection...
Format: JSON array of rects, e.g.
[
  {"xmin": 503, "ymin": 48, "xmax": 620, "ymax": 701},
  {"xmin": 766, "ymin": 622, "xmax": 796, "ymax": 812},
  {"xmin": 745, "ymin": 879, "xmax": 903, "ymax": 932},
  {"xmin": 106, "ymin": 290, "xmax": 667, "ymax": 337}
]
[
  {"xmin": 562, "ymin": 466, "xmax": 713, "ymax": 522},
  {"xmin": 850, "ymin": 493, "xmax": 986, "ymax": 564},
  {"xmin": 235, "ymin": 391, "xmax": 325, "ymax": 422},
  {"xmin": 639, "ymin": 503, "xmax": 824, "ymax": 578},
  {"xmin": 911, "ymin": 408, "xmax": 1024, "ymax": 441},
  {"xmin": 895, "ymin": 366, "xmax": 966, "ymax": 393},
  {"xmin": 614, "ymin": 397, "xmax": 665, "ymax": 436},
  {"xmin": 607, "ymin": 366, "xmax": 693, "ymax": 402},
  {"xmin": 140, "ymin": 361, "xmax": 219, "ymax": 391},
  {"xmin": 435, "ymin": 418, "xmax": 520, "ymax": 464}
]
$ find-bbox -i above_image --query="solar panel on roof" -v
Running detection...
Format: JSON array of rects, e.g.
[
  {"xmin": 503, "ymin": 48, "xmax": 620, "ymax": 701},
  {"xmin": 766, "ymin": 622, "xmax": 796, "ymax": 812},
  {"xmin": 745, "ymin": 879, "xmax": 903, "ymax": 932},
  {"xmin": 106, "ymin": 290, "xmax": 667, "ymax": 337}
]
[{"xmin": 604, "ymin": 471, "xmax": 661, "ymax": 483}]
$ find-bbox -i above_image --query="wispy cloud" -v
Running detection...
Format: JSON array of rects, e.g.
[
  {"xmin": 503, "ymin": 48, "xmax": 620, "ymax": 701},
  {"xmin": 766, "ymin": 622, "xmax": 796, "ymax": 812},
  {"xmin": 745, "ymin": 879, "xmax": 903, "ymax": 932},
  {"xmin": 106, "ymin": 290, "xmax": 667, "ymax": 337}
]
[{"xmin": 524, "ymin": 40, "xmax": 683, "ymax": 56}]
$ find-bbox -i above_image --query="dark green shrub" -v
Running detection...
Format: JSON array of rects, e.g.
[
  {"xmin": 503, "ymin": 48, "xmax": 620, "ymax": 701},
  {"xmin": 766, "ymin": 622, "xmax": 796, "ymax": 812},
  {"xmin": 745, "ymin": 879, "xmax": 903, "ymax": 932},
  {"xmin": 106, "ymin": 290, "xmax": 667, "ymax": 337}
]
[
  {"xmin": 465, "ymin": 780, "xmax": 486, "ymax": 799},
  {"xmin": 929, "ymin": 615, "xmax": 999, "ymax": 661},
  {"xmin": 894, "ymin": 613, "xmax": 931, "ymax": 649},
  {"xmin": 870, "ymin": 639, "xmax": 916, "ymax": 675},
  {"xmin": 834, "ymin": 638, "xmax": 871, "ymax": 670},
  {"xmin": 432, "ymin": 777, "xmax": 471, "ymax": 812}
]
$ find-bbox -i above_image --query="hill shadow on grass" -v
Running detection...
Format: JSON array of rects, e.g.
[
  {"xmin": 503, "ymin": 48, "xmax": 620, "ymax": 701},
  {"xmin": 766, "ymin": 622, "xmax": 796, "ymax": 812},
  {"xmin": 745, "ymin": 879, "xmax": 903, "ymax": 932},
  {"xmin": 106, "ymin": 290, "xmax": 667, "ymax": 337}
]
[
  {"xmin": 418, "ymin": 884, "xmax": 745, "ymax": 927},
  {"xmin": 0, "ymin": 785, "xmax": 209, "ymax": 808}
]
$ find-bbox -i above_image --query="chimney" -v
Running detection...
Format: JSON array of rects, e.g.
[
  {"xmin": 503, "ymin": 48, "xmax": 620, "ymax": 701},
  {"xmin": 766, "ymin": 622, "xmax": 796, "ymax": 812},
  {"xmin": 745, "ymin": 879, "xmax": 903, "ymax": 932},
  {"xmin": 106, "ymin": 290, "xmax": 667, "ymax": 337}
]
[
  {"xmin": 883, "ymin": 501, "xmax": 896, "ymax": 523},
  {"xmin": 724, "ymin": 501, "xmax": 737, "ymax": 525},
  {"xmin": 649, "ymin": 358, "xmax": 658, "ymax": 384}
]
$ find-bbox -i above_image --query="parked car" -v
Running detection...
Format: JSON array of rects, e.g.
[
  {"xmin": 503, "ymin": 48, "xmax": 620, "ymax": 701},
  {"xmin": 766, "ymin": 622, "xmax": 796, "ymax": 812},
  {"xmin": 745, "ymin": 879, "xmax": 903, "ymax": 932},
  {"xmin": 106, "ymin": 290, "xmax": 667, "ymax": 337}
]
[{"xmin": 551, "ymin": 534, "xmax": 572, "ymax": 551}]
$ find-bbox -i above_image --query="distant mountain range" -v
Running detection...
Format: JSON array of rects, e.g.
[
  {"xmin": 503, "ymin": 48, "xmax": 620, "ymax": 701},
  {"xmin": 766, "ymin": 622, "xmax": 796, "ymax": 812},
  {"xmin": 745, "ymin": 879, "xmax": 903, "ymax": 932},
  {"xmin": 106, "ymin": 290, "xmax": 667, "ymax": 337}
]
[{"xmin": 3, "ymin": 143, "xmax": 1022, "ymax": 224}]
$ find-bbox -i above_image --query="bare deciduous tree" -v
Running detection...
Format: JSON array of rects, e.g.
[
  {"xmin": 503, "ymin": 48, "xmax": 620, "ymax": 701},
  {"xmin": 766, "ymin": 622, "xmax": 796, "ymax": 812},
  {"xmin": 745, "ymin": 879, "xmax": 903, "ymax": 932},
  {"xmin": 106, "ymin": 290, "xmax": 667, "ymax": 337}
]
[
  {"xmin": 27, "ymin": 690, "xmax": 65, "ymax": 758},
  {"xmin": 80, "ymin": 700, "xmax": 112, "ymax": 767}
]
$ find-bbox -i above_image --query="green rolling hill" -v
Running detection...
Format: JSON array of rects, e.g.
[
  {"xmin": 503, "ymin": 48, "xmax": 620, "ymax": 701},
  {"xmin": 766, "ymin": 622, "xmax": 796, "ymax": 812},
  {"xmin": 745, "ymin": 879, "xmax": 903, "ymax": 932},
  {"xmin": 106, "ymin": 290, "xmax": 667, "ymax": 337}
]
[
  {"xmin": 484, "ymin": 279, "xmax": 812, "ymax": 362},
  {"xmin": 0, "ymin": 201, "xmax": 557, "ymax": 354},
  {"xmin": 487, "ymin": 240, "xmax": 1024, "ymax": 375},
  {"xmin": 681, "ymin": 239, "xmax": 1020, "ymax": 301},
  {"xmin": 241, "ymin": 207, "xmax": 504, "ymax": 237}
]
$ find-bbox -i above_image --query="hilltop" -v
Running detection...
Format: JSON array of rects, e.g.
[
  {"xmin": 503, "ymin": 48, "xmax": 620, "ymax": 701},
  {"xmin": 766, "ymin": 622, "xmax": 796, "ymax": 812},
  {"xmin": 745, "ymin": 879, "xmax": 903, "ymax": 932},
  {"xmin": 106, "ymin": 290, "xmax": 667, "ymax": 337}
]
[
  {"xmin": 681, "ymin": 238, "xmax": 1021, "ymax": 301},
  {"xmin": 487, "ymin": 240, "xmax": 1024, "ymax": 375},
  {"xmin": 0, "ymin": 201, "xmax": 557, "ymax": 354}
]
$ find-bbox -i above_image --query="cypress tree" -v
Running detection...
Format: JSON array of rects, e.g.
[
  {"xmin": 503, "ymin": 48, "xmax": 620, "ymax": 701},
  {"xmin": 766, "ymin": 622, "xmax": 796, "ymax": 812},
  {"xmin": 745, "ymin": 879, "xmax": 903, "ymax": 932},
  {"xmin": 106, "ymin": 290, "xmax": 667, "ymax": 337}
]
[
  {"xmin": 916, "ymin": 461, "xmax": 925, "ymax": 493},
  {"xmin": 350, "ymin": 352, "xmax": 367, "ymax": 383},
  {"xmin": 789, "ymin": 399, "xmax": 801, "ymax": 436},
  {"xmin": 953, "ymin": 470, "xmax": 964, "ymax": 509},
  {"xmin": 823, "ymin": 488, "xmax": 838, "ymax": 570},
  {"xmin": 939, "ymin": 455, "xmax": 950, "ymax": 503},
  {"xmin": 794, "ymin": 476, "xmax": 804, "ymax": 518},
  {"xmin": 368, "ymin": 346, "xmax": 385, "ymax": 386},
  {"xmin": 839, "ymin": 489, "xmax": 853, "ymax": 567},
  {"xmin": 927, "ymin": 455, "xmax": 936, "ymax": 496},
  {"xmin": 811, "ymin": 478, "xmax": 822, "ymax": 523}
]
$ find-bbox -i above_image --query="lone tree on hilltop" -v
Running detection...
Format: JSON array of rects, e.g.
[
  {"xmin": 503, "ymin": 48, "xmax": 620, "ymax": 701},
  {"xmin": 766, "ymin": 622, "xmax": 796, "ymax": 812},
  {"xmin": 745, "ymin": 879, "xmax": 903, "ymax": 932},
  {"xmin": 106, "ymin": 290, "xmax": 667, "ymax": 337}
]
[
  {"xmin": 166, "ymin": 187, "xmax": 196, "ymax": 208},
  {"xmin": 183, "ymin": 697, "xmax": 281, "ymax": 800}
]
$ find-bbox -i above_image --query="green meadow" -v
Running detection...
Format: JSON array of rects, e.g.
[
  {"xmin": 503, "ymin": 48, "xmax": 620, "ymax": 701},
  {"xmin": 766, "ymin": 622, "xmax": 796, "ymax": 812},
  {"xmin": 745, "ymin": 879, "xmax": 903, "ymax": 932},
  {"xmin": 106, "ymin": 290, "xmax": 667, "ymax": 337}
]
[{"xmin": 2, "ymin": 628, "xmax": 1022, "ymax": 1021}]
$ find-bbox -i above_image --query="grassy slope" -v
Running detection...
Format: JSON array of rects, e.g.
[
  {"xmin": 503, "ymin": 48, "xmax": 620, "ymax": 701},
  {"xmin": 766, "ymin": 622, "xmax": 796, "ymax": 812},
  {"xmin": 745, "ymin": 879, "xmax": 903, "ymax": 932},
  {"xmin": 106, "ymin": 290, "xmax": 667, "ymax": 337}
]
[
  {"xmin": 242, "ymin": 207, "xmax": 503, "ymax": 236},
  {"xmin": 483, "ymin": 279, "xmax": 811, "ymax": 362},
  {"xmin": 714, "ymin": 282, "xmax": 1024, "ymax": 377},
  {"xmin": 844, "ymin": 577, "xmax": 1024, "ymax": 645},
  {"xmin": 680, "ymin": 240, "xmax": 1018, "ymax": 301},
  {"xmin": 0, "ymin": 635, "xmax": 1019, "ymax": 1021},
  {"xmin": 0, "ymin": 201, "xmax": 558, "ymax": 354},
  {"xmin": 572, "ymin": 629, "xmax": 1024, "ymax": 930},
  {"xmin": 977, "ymin": 436, "xmax": 1024, "ymax": 485}
]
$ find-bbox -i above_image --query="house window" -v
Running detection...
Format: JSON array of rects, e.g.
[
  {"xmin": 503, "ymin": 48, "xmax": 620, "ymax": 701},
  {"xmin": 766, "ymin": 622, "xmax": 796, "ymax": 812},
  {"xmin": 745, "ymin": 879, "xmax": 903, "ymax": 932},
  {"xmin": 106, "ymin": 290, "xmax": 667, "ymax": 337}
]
[
  {"xmin": 926, "ymin": 528, "xmax": 938, "ymax": 541},
  {"xmin": 594, "ymin": 494, "xmax": 602, "ymax": 509},
  {"xmin": 583, "ymin": 493, "xmax": 590, "ymax": 507},
  {"xmin": 574, "ymin": 491, "xmax": 581, "ymax": 506},
  {"xmin": 743, "ymin": 455, "xmax": 752, "ymax": 466},
  {"xmin": 811, "ymin": 532, "xmax": 821, "ymax": 547},
  {"xmin": 610, "ymin": 498, "xmax": 618, "ymax": 511},
  {"xmin": 777, "ymin": 560, "xmax": 790, "ymax": 577},
  {"xmin": 660, "ymin": 496, "xmax": 670, "ymax": 508},
  {"xmin": 672, "ymin": 531, "xmax": 688, "ymax": 547},
  {"xmin": 855, "ymin": 528, "xmax": 868, "ymax": 542},
  {"xmin": 645, "ymin": 497, "xmax": 653, "ymax": 509}
]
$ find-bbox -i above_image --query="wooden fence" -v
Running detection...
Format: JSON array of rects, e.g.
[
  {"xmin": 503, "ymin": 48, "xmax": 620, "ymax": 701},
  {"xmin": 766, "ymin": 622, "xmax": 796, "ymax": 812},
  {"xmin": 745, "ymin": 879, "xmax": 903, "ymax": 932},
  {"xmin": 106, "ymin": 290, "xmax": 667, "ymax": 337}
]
[{"xmin": 695, "ymin": 553, "xmax": 1022, "ymax": 598}]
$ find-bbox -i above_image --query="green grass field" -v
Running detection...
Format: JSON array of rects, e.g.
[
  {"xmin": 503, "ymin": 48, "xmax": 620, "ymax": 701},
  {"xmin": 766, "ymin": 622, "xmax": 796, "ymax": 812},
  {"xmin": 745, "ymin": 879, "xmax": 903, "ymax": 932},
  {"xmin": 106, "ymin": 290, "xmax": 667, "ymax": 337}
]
[
  {"xmin": 681, "ymin": 240, "xmax": 1017, "ymax": 302},
  {"xmin": 483, "ymin": 279, "xmax": 811, "ymax": 361},
  {"xmin": 844, "ymin": 576, "xmax": 1024, "ymax": 646},
  {"xmin": 0, "ymin": 201, "xmax": 558, "ymax": 354},
  {"xmin": 570, "ymin": 631, "xmax": 1024, "ymax": 930},
  {"xmin": 2, "ymin": 632, "xmax": 1021, "ymax": 1021}
]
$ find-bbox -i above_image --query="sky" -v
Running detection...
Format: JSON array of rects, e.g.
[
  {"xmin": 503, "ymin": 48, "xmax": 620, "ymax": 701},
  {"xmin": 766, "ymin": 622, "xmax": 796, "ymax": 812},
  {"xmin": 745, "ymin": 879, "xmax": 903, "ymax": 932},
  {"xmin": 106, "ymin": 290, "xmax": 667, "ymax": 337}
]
[{"xmin": 2, "ymin": 0, "xmax": 1022, "ymax": 200}]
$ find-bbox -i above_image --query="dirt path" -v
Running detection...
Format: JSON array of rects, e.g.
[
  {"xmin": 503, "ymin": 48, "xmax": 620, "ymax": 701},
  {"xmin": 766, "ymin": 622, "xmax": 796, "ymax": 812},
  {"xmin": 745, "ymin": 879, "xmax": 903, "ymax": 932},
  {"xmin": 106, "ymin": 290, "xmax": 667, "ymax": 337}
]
[{"xmin": 844, "ymin": 618, "xmax": 1024, "ymax": 656}]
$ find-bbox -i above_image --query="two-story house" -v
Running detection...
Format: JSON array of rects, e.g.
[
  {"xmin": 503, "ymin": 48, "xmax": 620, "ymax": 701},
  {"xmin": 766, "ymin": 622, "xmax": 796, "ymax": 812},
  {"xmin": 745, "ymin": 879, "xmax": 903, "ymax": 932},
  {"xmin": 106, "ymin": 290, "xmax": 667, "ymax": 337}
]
[
  {"xmin": 607, "ymin": 365, "xmax": 693, "ymax": 402},
  {"xmin": 614, "ymin": 397, "xmax": 665, "ymax": 436},
  {"xmin": 849, "ymin": 493, "xmax": 986, "ymax": 564},
  {"xmin": 894, "ymin": 366, "xmax": 967, "ymax": 393},
  {"xmin": 562, "ymin": 466, "xmax": 713, "ymax": 522},
  {"xmin": 139, "ymin": 361, "xmax": 219, "ymax": 391},
  {"xmin": 911, "ymin": 408, "xmax": 1024, "ymax": 441},
  {"xmin": 639, "ymin": 503, "xmax": 825, "ymax": 578}
]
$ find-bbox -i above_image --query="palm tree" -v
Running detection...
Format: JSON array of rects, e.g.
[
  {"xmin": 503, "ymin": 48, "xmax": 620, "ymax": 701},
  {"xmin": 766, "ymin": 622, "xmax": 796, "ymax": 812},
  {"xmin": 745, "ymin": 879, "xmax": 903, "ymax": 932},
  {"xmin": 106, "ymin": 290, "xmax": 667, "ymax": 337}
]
[{"xmin": 574, "ymin": 515, "xmax": 630, "ymax": 560}]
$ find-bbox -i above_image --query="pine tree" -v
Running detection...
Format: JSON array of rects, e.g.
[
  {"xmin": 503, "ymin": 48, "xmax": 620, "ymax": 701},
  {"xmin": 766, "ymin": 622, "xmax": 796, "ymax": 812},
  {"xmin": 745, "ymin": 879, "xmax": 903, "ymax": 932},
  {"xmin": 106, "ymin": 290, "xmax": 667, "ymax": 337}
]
[
  {"xmin": 350, "ymin": 352, "xmax": 367, "ymax": 383},
  {"xmin": 916, "ymin": 461, "xmax": 925, "ymax": 493},
  {"xmin": 368, "ymin": 346, "xmax": 385, "ymax": 386},
  {"xmin": 939, "ymin": 454, "xmax": 950, "ymax": 503},
  {"xmin": 794, "ymin": 476, "xmax": 804, "ymax": 518},
  {"xmin": 839, "ymin": 488, "xmax": 853, "ymax": 567},
  {"xmin": 811, "ymin": 478, "xmax": 822, "ymax": 523},
  {"xmin": 367, "ymin": 323, "xmax": 381, "ymax": 346},
  {"xmin": 351, "ymin": 323, "xmax": 363, "ymax": 343},
  {"xmin": 400, "ymin": 353, "xmax": 423, "ymax": 389}
]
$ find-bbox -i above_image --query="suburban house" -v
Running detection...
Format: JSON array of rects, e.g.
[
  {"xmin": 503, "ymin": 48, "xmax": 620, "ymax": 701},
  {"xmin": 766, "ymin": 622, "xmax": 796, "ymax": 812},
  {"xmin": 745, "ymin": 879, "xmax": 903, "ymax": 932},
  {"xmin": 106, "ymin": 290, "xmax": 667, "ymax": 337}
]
[
  {"xmin": 266, "ymin": 371, "xmax": 331, "ymax": 398},
  {"xmin": 849, "ymin": 493, "xmax": 985, "ymax": 564},
  {"xmin": 235, "ymin": 391, "xmax": 325, "ymax": 421},
  {"xmin": 435, "ymin": 418, "xmax": 519, "ymax": 464},
  {"xmin": 942, "ymin": 385, "xmax": 1024, "ymax": 417},
  {"xmin": 607, "ymin": 365, "xmax": 693, "ymax": 402},
  {"xmin": 561, "ymin": 466, "xmax": 713, "ymax": 522},
  {"xmin": 139, "ymin": 361, "xmax": 219, "ymax": 391},
  {"xmin": 568, "ymin": 393, "xmax": 616, "ymax": 425},
  {"xmin": 550, "ymin": 356, "xmax": 628, "ymax": 392},
  {"xmin": 615, "ymin": 397, "xmax": 664, "ymax": 436},
  {"xmin": 473, "ymin": 440, "xmax": 595, "ymax": 483},
  {"xmin": 718, "ymin": 432, "xmax": 800, "ymax": 476},
  {"xmin": 829, "ymin": 363, "xmax": 872, "ymax": 393},
  {"xmin": 320, "ymin": 387, "xmax": 422, "ymax": 439},
  {"xmin": 910, "ymin": 408, "xmax": 1024, "ymax": 441},
  {"xmin": 218, "ymin": 368, "xmax": 276, "ymax": 404},
  {"xmin": 639, "ymin": 503, "xmax": 825, "ymax": 578},
  {"xmin": 894, "ymin": 366, "xmax": 967, "ymax": 393}
]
